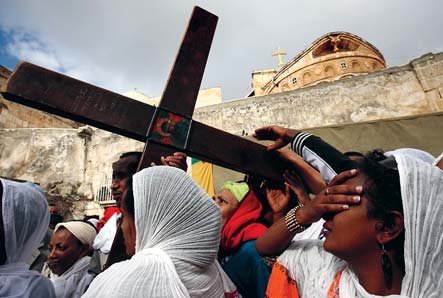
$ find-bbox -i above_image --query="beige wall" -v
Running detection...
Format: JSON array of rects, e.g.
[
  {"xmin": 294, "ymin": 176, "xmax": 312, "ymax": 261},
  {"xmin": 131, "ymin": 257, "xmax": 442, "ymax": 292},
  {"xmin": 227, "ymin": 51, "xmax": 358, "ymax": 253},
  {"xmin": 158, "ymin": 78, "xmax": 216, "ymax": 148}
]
[
  {"xmin": 195, "ymin": 53, "xmax": 443, "ymax": 135},
  {"xmin": 124, "ymin": 87, "xmax": 222, "ymax": 109}
]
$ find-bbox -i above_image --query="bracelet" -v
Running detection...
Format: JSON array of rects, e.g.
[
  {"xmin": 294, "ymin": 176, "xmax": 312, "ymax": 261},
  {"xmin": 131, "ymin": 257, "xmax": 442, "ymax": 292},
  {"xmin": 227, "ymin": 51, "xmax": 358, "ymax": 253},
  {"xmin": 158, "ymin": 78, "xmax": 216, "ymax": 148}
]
[{"xmin": 284, "ymin": 205, "xmax": 309, "ymax": 233}]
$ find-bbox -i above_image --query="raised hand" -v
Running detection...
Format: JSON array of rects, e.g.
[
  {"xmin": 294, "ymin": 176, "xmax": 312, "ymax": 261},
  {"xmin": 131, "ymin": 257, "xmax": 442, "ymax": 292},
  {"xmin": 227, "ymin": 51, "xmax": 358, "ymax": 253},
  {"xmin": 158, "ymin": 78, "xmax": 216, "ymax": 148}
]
[
  {"xmin": 283, "ymin": 170, "xmax": 310, "ymax": 206},
  {"xmin": 150, "ymin": 152, "xmax": 188, "ymax": 172},
  {"xmin": 266, "ymin": 184, "xmax": 291, "ymax": 215},
  {"xmin": 296, "ymin": 169, "xmax": 361, "ymax": 226},
  {"xmin": 253, "ymin": 125, "xmax": 299, "ymax": 151}
]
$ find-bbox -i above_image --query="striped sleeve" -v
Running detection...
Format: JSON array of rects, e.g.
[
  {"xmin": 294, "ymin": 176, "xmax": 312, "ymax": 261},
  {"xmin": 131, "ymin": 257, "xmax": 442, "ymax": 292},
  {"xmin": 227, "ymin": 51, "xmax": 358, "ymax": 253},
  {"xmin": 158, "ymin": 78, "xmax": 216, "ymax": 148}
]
[{"xmin": 291, "ymin": 132, "xmax": 356, "ymax": 183}]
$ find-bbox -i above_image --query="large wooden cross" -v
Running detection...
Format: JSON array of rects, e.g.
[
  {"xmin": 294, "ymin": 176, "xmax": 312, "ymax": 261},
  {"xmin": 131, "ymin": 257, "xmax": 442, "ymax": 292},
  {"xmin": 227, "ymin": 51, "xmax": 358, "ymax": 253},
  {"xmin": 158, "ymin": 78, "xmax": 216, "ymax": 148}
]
[{"xmin": 1, "ymin": 6, "xmax": 284, "ymax": 181}]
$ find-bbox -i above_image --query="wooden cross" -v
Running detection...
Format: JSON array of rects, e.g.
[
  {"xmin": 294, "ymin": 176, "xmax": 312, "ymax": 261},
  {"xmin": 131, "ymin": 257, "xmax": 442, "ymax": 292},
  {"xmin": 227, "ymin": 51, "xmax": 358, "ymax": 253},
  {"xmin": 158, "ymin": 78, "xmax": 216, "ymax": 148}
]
[{"xmin": 1, "ymin": 6, "xmax": 284, "ymax": 181}]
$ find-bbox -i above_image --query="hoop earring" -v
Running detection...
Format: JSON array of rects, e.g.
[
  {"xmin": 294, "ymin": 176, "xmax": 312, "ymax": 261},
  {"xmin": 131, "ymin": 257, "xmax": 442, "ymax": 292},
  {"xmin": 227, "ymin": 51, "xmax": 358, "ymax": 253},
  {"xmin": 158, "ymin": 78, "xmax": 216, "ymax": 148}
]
[{"xmin": 381, "ymin": 243, "xmax": 393, "ymax": 288}]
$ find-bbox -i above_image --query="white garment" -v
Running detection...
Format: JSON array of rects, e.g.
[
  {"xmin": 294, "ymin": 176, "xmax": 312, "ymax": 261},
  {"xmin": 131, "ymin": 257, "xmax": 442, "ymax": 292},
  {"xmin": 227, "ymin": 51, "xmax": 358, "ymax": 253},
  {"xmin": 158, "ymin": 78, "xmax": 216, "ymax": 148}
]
[
  {"xmin": 92, "ymin": 213, "xmax": 120, "ymax": 253},
  {"xmin": 433, "ymin": 152, "xmax": 443, "ymax": 167},
  {"xmin": 47, "ymin": 256, "xmax": 94, "ymax": 298},
  {"xmin": 82, "ymin": 166, "xmax": 236, "ymax": 298},
  {"xmin": 292, "ymin": 219, "xmax": 325, "ymax": 241},
  {"xmin": 275, "ymin": 155, "xmax": 443, "ymax": 297},
  {"xmin": 0, "ymin": 178, "xmax": 56, "ymax": 298},
  {"xmin": 384, "ymin": 148, "xmax": 435, "ymax": 164}
]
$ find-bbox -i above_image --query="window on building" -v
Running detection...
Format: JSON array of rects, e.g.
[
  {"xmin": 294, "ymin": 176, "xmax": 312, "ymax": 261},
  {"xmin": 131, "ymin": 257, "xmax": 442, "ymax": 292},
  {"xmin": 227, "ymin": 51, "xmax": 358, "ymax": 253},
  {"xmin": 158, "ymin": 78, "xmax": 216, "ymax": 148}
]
[
  {"xmin": 340, "ymin": 62, "xmax": 348, "ymax": 69},
  {"xmin": 292, "ymin": 77, "xmax": 297, "ymax": 84}
]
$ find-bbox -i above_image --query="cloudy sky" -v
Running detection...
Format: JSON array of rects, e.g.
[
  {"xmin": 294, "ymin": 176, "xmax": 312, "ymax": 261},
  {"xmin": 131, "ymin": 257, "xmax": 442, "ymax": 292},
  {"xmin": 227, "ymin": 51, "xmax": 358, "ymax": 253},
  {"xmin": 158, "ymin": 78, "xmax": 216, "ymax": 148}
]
[{"xmin": 1, "ymin": 0, "xmax": 442, "ymax": 100}]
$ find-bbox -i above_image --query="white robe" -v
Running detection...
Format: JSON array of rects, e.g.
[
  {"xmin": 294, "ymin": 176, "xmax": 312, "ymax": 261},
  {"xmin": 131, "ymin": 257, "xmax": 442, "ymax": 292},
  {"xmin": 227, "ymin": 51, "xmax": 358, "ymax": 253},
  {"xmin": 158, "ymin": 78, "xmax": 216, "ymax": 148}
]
[
  {"xmin": 82, "ymin": 166, "xmax": 236, "ymax": 298},
  {"xmin": 0, "ymin": 178, "xmax": 56, "ymax": 298},
  {"xmin": 44, "ymin": 256, "xmax": 94, "ymax": 298}
]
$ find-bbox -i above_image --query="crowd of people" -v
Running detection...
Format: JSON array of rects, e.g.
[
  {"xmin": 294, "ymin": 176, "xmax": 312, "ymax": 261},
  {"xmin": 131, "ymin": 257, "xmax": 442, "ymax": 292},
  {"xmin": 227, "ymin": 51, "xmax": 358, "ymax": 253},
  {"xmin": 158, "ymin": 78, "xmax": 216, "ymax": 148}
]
[{"xmin": 1, "ymin": 125, "xmax": 443, "ymax": 298}]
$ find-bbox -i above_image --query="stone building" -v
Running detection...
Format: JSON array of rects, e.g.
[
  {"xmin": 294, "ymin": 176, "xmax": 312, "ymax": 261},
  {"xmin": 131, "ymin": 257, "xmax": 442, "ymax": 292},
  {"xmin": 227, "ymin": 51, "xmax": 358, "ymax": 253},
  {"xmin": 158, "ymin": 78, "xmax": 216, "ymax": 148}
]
[{"xmin": 251, "ymin": 32, "xmax": 386, "ymax": 96}]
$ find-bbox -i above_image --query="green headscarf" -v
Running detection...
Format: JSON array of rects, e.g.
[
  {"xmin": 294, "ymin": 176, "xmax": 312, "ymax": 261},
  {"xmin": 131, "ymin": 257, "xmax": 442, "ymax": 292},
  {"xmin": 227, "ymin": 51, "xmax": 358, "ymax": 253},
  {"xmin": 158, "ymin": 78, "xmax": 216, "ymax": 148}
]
[{"xmin": 222, "ymin": 181, "xmax": 249, "ymax": 203}]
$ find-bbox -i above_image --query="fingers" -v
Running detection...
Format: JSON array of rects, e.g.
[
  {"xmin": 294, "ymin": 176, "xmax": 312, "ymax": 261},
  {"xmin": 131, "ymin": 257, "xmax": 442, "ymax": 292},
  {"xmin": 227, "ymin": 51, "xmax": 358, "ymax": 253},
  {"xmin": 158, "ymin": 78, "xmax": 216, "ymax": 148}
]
[
  {"xmin": 172, "ymin": 152, "xmax": 187, "ymax": 159},
  {"xmin": 318, "ymin": 203, "xmax": 351, "ymax": 214},
  {"xmin": 266, "ymin": 140, "xmax": 285, "ymax": 151},
  {"xmin": 329, "ymin": 169, "xmax": 358, "ymax": 186},
  {"xmin": 252, "ymin": 126, "xmax": 276, "ymax": 140},
  {"xmin": 283, "ymin": 170, "xmax": 303, "ymax": 186},
  {"xmin": 161, "ymin": 153, "xmax": 188, "ymax": 171},
  {"xmin": 323, "ymin": 184, "xmax": 363, "ymax": 196},
  {"xmin": 320, "ymin": 194, "xmax": 361, "ymax": 205}
]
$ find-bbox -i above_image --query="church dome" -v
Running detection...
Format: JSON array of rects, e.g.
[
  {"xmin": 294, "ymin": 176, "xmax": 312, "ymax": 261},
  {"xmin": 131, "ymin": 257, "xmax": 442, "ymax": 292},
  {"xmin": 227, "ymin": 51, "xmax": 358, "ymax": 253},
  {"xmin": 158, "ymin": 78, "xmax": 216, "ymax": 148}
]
[{"xmin": 253, "ymin": 32, "xmax": 386, "ymax": 96}]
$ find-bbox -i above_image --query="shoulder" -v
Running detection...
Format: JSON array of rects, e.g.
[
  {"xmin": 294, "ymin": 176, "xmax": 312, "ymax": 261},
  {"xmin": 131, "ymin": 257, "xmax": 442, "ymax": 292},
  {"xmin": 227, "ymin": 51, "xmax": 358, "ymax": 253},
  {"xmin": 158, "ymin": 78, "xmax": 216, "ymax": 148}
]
[{"xmin": 29, "ymin": 274, "xmax": 56, "ymax": 298}]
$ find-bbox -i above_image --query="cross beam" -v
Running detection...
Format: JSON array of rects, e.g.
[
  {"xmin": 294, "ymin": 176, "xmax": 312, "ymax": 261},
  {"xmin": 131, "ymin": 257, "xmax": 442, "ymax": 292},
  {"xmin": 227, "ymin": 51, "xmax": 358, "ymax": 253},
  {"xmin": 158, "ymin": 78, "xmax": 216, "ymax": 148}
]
[
  {"xmin": 1, "ymin": 7, "xmax": 287, "ymax": 268},
  {"xmin": 1, "ymin": 9, "xmax": 284, "ymax": 181}
]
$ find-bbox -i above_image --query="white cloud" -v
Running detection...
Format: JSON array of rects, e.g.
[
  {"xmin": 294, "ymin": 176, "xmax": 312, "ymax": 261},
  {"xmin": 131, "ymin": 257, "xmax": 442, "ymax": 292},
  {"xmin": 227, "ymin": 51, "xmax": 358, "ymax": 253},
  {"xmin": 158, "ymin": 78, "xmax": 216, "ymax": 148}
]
[{"xmin": 6, "ymin": 32, "xmax": 61, "ymax": 70}]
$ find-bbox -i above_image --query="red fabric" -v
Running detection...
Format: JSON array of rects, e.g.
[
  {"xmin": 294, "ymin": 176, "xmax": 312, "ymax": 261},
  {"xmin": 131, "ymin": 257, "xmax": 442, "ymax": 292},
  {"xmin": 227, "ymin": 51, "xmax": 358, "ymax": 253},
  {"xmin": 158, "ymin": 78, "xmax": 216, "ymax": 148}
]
[
  {"xmin": 97, "ymin": 207, "xmax": 121, "ymax": 231},
  {"xmin": 220, "ymin": 188, "xmax": 267, "ymax": 253}
]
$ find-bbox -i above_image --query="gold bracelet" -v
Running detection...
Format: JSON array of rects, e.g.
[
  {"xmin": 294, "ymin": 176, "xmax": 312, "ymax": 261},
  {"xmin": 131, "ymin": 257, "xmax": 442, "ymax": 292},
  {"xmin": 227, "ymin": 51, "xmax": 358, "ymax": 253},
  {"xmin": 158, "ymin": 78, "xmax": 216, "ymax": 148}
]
[{"xmin": 284, "ymin": 205, "xmax": 308, "ymax": 233}]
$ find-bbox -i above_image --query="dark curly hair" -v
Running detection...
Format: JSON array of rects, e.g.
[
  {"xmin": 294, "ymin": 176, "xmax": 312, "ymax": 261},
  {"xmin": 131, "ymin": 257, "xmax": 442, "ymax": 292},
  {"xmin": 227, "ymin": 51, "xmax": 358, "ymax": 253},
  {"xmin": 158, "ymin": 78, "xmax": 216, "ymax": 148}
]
[{"xmin": 359, "ymin": 155, "xmax": 404, "ymax": 272}]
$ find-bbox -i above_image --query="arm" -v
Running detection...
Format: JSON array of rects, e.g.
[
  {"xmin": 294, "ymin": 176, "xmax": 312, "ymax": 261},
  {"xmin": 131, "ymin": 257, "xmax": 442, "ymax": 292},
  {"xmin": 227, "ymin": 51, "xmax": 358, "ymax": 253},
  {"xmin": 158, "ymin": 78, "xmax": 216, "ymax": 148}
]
[
  {"xmin": 291, "ymin": 132, "xmax": 356, "ymax": 183},
  {"xmin": 256, "ymin": 169, "xmax": 361, "ymax": 256},
  {"xmin": 254, "ymin": 125, "xmax": 356, "ymax": 183},
  {"xmin": 276, "ymin": 147, "xmax": 326, "ymax": 194}
]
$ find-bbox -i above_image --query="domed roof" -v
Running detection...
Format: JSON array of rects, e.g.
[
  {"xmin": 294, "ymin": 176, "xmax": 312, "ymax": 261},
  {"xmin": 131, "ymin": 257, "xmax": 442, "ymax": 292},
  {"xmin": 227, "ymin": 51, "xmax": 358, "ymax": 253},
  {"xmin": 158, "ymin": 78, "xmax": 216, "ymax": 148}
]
[{"xmin": 253, "ymin": 32, "xmax": 387, "ymax": 96}]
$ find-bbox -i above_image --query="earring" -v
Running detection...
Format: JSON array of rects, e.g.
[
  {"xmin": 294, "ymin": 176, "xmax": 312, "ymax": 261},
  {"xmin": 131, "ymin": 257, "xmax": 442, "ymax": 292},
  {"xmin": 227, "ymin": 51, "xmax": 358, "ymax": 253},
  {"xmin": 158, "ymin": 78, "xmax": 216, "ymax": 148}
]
[{"xmin": 381, "ymin": 243, "xmax": 393, "ymax": 288}]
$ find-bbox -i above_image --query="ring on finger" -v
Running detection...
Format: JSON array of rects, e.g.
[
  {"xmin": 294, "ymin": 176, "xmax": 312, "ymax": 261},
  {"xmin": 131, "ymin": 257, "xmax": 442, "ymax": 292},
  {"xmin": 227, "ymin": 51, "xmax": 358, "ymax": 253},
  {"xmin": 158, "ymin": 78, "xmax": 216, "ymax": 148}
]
[{"xmin": 325, "ymin": 188, "xmax": 330, "ymax": 196}]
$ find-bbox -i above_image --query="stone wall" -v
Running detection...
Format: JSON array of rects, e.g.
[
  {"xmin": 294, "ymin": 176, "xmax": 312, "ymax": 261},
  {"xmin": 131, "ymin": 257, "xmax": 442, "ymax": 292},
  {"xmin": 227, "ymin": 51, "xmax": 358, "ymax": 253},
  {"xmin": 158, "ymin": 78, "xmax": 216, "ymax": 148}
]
[
  {"xmin": 194, "ymin": 53, "xmax": 443, "ymax": 134},
  {"xmin": 0, "ymin": 126, "xmax": 143, "ymax": 219}
]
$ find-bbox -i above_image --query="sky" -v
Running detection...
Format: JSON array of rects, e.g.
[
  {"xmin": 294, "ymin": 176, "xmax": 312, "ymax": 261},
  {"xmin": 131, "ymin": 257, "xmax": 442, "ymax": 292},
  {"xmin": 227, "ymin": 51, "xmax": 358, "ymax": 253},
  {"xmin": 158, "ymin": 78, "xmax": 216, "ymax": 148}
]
[{"xmin": 1, "ymin": 0, "xmax": 442, "ymax": 101}]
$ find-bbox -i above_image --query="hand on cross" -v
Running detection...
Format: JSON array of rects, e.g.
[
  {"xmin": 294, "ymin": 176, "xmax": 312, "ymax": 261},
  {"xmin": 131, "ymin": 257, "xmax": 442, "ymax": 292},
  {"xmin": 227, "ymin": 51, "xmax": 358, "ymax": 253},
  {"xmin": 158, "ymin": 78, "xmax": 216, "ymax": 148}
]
[
  {"xmin": 253, "ymin": 125, "xmax": 300, "ymax": 151},
  {"xmin": 150, "ymin": 152, "xmax": 188, "ymax": 172}
]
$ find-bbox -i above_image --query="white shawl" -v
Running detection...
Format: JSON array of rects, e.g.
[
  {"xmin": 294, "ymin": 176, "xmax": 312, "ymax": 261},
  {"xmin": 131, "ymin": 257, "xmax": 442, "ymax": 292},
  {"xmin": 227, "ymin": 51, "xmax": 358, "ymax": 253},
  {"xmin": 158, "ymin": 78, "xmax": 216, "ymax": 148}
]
[
  {"xmin": 0, "ymin": 178, "xmax": 56, "ymax": 298},
  {"xmin": 47, "ymin": 256, "xmax": 94, "ymax": 298},
  {"xmin": 276, "ymin": 155, "xmax": 443, "ymax": 297},
  {"xmin": 82, "ymin": 166, "xmax": 236, "ymax": 298}
]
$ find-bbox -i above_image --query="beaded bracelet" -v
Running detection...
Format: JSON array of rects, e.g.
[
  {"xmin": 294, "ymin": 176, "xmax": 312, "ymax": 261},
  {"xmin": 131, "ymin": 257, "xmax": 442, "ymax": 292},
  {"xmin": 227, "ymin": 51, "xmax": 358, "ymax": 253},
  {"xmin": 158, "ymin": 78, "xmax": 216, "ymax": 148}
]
[{"xmin": 284, "ymin": 205, "xmax": 308, "ymax": 233}]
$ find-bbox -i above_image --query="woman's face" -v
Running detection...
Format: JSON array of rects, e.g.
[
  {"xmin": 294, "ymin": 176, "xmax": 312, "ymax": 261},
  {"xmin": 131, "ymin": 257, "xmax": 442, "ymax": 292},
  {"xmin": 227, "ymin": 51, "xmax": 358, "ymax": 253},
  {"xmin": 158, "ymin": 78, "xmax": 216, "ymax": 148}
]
[
  {"xmin": 212, "ymin": 189, "xmax": 239, "ymax": 227},
  {"xmin": 322, "ymin": 173, "xmax": 379, "ymax": 262},
  {"xmin": 48, "ymin": 228, "xmax": 88, "ymax": 275}
]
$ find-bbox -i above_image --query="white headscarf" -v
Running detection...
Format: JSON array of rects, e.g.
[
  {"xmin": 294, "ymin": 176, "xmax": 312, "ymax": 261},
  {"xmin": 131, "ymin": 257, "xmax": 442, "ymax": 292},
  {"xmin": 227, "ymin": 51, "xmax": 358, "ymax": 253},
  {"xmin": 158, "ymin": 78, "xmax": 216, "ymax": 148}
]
[
  {"xmin": 384, "ymin": 148, "xmax": 435, "ymax": 164},
  {"xmin": 82, "ymin": 166, "xmax": 236, "ymax": 298},
  {"xmin": 0, "ymin": 178, "xmax": 56, "ymax": 298},
  {"xmin": 396, "ymin": 154, "xmax": 443, "ymax": 297},
  {"xmin": 274, "ymin": 155, "xmax": 443, "ymax": 297},
  {"xmin": 55, "ymin": 221, "xmax": 97, "ymax": 247}
]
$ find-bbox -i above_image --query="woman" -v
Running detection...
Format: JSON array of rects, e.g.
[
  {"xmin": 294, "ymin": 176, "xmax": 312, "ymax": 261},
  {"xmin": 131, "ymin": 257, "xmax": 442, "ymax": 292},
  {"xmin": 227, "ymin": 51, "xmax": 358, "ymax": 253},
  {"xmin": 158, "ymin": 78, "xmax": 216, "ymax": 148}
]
[
  {"xmin": 82, "ymin": 166, "xmax": 237, "ymax": 298},
  {"xmin": 260, "ymin": 155, "xmax": 443, "ymax": 297},
  {"xmin": 0, "ymin": 178, "xmax": 56, "ymax": 298},
  {"xmin": 42, "ymin": 221, "xmax": 97, "ymax": 298}
]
